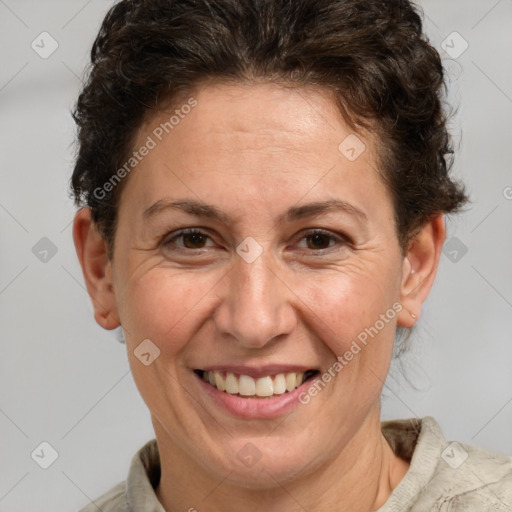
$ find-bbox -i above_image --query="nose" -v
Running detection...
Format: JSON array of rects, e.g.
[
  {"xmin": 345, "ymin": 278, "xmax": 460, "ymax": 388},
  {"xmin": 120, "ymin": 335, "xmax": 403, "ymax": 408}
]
[{"xmin": 212, "ymin": 250, "xmax": 297, "ymax": 350}]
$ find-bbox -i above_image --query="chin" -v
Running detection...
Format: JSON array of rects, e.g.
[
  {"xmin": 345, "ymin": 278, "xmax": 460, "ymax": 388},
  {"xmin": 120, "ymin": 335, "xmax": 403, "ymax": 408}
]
[{"xmin": 209, "ymin": 437, "xmax": 323, "ymax": 490}]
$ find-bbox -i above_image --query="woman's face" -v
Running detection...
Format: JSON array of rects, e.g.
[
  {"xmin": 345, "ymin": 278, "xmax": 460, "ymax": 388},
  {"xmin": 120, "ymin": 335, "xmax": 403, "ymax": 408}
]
[{"xmin": 104, "ymin": 83, "xmax": 414, "ymax": 484}]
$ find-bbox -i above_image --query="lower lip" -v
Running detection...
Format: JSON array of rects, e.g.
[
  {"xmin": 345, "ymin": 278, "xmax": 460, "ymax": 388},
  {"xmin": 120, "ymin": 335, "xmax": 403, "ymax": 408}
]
[{"xmin": 194, "ymin": 373, "xmax": 313, "ymax": 419}]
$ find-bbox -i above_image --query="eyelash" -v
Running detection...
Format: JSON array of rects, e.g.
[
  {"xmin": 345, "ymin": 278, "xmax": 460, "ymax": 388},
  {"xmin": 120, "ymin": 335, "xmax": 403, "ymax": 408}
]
[{"xmin": 162, "ymin": 228, "xmax": 351, "ymax": 254}]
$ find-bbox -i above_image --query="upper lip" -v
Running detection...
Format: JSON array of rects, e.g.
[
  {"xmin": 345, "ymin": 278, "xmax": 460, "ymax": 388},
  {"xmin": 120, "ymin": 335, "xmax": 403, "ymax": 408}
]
[{"xmin": 195, "ymin": 365, "xmax": 319, "ymax": 378}]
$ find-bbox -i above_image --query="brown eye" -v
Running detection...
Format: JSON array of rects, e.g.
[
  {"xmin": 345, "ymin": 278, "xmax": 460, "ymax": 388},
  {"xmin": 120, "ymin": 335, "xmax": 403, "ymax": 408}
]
[
  {"xmin": 181, "ymin": 231, "xmax": 208, "ymax": 249},
  {"xmin": 163, "ymin": 229, "xmax": 213, "ymax": 251},
  {"xmin": 295, "ymin": 229, "xmax": 346, "ymax": 252},
  {"xmin": 305, "ymin": 232, "xmax": 334, "ymax": 250}
]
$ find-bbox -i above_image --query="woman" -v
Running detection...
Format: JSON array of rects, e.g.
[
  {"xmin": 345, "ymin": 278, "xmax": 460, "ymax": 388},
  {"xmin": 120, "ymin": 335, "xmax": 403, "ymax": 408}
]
[{"xmin": 71, "ymin": 0, "xmax": 512, "ymax": 510}]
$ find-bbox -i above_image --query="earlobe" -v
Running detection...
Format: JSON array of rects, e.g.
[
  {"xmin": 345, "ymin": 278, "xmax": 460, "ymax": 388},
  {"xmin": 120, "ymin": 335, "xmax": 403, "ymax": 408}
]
[
  {"xmin": 397, "ymin": 214, "xmax": 446, "ymax": 327},
  {"xmin": 72, "ymin": 207, "xmax": 120, "ymax": 331}
]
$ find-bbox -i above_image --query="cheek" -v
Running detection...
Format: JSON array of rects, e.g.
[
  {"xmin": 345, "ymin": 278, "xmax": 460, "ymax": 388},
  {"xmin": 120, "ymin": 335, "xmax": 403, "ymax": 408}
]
[
  {"xmin": 299, "ymin": 265, "xmax": 400, "ymax": 362},
  {"xmin": 119, "ymin": 271, "xmax": 218, "ymax": 417},
  {"xmin": 120, "ymin": 270, "xmax": 218, "ymax": 353}
]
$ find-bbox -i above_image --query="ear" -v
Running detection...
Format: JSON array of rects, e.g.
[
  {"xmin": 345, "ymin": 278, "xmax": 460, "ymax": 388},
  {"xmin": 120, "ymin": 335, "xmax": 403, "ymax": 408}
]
[
  {"xmin": 397, "ymin": 214, "xmax": 446, "ymax": 327},
  {"xmin": 72, "ymin": 207, "xmax": 120, "ymax": 330}
]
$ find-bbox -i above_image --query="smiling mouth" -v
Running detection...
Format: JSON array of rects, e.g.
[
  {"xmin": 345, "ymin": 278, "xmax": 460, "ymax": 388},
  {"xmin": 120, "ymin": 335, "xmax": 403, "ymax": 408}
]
[{"xmin": 194, "ymin": 369, "xmax": 320, "ymax": 398}]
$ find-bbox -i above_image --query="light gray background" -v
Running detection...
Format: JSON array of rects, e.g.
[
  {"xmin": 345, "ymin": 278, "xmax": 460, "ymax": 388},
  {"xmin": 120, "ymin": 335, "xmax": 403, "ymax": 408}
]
[{"xmin": 1, "ymin": 1, "xmax": 511, "ymax": 511}]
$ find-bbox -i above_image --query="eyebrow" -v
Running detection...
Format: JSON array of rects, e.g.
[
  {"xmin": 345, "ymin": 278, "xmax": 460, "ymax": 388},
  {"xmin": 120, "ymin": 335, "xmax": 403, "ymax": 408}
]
[{"xmin": 143, "ymin": 198, "xmax": 368, "ymax": 224}]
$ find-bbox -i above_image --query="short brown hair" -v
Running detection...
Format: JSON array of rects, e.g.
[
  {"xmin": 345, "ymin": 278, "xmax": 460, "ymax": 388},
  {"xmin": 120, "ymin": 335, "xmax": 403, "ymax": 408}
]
[{"xmin": 70, "ymin": 0, "xmax": 469, "ymax": 258}]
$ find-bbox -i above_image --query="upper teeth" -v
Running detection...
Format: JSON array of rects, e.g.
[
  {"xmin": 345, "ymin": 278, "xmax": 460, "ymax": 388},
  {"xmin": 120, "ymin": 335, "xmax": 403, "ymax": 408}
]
[{"xmin": 202, "ymin": 370, "xmax": 305, "ymax": 397}]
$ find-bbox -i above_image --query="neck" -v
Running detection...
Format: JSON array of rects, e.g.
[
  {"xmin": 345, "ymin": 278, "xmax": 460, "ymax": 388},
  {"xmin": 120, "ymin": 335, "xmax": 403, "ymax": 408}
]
[{"xmin": 154, "ymin": 408, "xmax": 409, "ymax": 512}]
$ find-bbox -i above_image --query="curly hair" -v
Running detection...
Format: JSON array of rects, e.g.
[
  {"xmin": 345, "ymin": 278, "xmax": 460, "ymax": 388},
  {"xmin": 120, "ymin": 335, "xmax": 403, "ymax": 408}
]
[{"xmin": 70, "ymin": 0, "xmax": 468, "ymax": 259}]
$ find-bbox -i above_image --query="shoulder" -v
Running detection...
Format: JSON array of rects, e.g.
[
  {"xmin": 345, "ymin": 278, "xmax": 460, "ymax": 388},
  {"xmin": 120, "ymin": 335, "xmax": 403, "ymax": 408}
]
[
  {"xmin": 78, "ymin": 480, "xmax": 127, "ymax": 512},
  {"xmin": 413, "ymin": 417, "xmax": 512, "ymax": 510},
  {"xmin": 78, "ymin": 439, "xmax": 163, "ymax": 512},
  {"xmin": 380, "ymin": 416, "xmax": 512, "ymax": 511},
  {"xmin": 425, "ymin": 433, "xmax": 512, "ymax": 510}
]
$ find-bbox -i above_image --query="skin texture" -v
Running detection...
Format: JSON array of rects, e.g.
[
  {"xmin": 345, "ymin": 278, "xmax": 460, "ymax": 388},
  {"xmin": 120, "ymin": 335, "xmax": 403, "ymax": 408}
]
[{"xmin": 73, "ymin": 82, "xmax": 445, "ymax": 511}]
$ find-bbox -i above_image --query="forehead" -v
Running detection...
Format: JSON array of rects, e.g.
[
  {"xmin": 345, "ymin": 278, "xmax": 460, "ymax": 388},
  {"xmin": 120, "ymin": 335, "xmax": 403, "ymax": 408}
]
[
  {"xmin": 149, "ymin": 81, "xmax": 363, "ymax": 151},
  {"xmin": 119, "ymin": 82, "xmax": 391, "ymax": 225}
]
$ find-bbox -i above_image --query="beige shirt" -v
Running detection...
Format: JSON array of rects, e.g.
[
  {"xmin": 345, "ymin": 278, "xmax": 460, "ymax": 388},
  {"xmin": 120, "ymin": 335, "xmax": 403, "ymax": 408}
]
[{"xmin": 79, "ymin": 416, "xmax": 512, "ymax": 511}]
